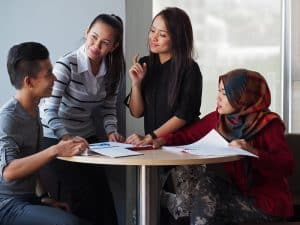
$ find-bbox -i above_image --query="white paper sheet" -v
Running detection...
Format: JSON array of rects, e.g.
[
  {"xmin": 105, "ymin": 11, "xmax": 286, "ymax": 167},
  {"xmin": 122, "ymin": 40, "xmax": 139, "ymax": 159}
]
[
  {"xmin": 163, "ymin": 129, "xmax": 258, "ymax": 158},
  {"xmin": 89, "ymin": 141, "xmax": 134, "ymax": 148},
  {"xmin": 89, "ymin": 146, "xmax": 143, "ymax": 158}
]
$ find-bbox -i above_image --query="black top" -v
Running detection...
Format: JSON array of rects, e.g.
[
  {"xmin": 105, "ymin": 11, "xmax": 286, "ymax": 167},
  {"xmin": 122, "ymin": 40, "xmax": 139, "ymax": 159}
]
[{"xmin": 126, "ymin": 56, "xmax": 202, "ymax": 134}]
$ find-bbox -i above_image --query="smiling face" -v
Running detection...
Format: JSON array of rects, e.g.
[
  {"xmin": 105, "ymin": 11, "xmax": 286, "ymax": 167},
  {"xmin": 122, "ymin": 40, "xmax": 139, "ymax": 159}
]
[
  {"xmin": 85, "ymin": 21, "xmax": 118, "ymax": 63},
  {"xmin": 148, "ymin": 15, "xmax": 172, "ymax": 62},
  {"xmin": 216, "ymin": 80, "xmax": 236, "ymax": 115},
  {"xmin": 30, "ymin": 59, "xmax": 55, "ymax": 98}
]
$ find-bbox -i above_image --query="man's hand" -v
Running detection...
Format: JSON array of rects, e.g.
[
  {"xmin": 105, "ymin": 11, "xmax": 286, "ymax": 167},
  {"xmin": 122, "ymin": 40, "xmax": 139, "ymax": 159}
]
[
  {"xmin": 60, "ymin": 134, "xmax": 73, "ymax": 141},
  {"xmin": 55, "ymin": 136, "xmax": 89, "ymax": 157},
  {"xmin": 41, "ymin": 197, "xmax": 71, "ymax": 212}
]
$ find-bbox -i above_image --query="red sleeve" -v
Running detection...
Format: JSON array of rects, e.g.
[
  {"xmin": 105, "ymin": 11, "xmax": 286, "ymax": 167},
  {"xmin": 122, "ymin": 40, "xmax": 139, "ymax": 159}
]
[
  {"xmin": 162, "ymin": 111, "xmax": 219, "ymax": 146},
  {"xmin": 251, "ymin": 119, "xmax": 294, "ymax": 178}
]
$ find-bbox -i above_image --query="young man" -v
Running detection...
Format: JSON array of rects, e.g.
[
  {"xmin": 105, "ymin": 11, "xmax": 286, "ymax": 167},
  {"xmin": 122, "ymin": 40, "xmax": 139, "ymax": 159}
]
[{"xmin": 0, "ymin": 42, "xmax": 91, "ymax": 225}]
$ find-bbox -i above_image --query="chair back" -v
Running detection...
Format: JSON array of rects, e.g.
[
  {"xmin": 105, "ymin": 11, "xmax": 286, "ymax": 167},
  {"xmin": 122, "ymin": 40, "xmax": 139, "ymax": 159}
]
[{"xmin": 285, "ymin": 133, "xmax": 300, "ymax": 206}]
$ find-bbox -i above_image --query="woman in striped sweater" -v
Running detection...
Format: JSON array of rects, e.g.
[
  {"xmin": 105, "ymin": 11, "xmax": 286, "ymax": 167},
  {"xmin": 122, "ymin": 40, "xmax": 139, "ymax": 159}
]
[
  {"xmin": 39, "ymin": 14, "xmax": 125, "ymax": 225},
  {"xmin": 40, "ymin": 14, "xmax": 125, "ymax": 143}
]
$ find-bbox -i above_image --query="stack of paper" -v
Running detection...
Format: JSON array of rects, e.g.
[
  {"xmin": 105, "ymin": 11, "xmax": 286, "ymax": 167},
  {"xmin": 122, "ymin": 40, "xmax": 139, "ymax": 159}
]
[
  {"xmin": 88, "ymin": 142, "xmax": 144, "ymax": 158},
  {"xmin": 163, "ymin": 130, "xmax": 258, "ymax": 158}
]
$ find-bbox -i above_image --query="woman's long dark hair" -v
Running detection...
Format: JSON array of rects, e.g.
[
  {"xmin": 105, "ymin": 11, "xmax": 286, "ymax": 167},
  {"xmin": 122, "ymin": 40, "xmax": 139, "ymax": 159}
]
[
  {"xmin": 146, "ymin": 7, "xmax": 194, "ymax": 107},
  {"xmin": 88, "ymin": 14, "xmax": 125, "ymax": 96}
]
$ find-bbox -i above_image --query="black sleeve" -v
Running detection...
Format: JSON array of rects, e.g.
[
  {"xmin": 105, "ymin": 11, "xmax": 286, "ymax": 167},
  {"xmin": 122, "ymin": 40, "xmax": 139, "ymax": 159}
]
[
  {"xmin": 123, "ymin": 90, "xmax": 131, "ymax": 108},
  {"xmin": 174, "ymin": 61, "xmax": 202, "ymax": 122}
]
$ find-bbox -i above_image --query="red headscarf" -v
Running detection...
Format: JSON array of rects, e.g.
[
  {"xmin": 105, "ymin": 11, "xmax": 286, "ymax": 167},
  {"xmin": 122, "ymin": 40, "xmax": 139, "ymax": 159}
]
[{"xmin": 217, "ymin": 69, "xmax": 283, "ymax": 141}]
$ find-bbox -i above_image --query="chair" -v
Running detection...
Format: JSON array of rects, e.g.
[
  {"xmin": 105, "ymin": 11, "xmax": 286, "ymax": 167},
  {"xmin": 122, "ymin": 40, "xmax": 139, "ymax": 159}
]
[
  {"xmin": 240, "ymin": 133, "xmax": 300, "ymax": 225},
  {"xmin": 285, "ymin": 133, "xmax": 300, "ymax": 221}
]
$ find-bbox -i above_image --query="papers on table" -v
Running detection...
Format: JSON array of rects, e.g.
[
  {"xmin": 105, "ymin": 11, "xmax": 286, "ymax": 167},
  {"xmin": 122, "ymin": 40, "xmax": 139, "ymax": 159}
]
[
  {"xmin": 162, "ymin": 129, "xmax": 258, "ymax": 158},
  {"xmin": 88, "ymin": 142, "xmax": 144, "ymax": 158},
  {"xmin": 89, "ymin": 147, "xmax": 144, "ymax": 158},
  {"xmin": 89, "ymin": 142, "xmax": 134, "ymax": 149}
]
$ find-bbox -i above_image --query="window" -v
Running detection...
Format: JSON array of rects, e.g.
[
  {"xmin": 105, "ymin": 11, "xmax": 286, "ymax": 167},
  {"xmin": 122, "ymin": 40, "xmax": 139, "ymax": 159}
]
[
  {"xmin": 153, "ymin": 0, "xmax": 282, "ymax": 117},
  {"xmin": 289, "ymin": 0, "xmax": 300, "ymax": 132}
]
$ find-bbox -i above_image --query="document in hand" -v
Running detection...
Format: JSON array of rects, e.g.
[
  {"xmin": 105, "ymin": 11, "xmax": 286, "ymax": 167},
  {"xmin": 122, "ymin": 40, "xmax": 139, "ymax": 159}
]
[
  {"xmin": 162, "ymin": 129, "xmax": 258, "ymax": 158},
  {"xmin": 88, "ymin": 142, "xmax": 144, "ymax": 158}
]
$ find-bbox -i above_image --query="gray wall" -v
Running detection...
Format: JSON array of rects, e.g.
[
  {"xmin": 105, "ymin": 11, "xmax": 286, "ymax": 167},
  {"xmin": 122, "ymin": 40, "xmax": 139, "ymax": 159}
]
[
  {"xmin": 0, "ymin": 0, "xmax": 125, "ymax": 105},
  {"xmin": 0, "ymin": 0, "xmax": 148, "ymax": 142},
  {"xmin": 0, "ymin": 1, "xmax": 127, "ymax": 224},
  {"xmin": 124, "ymin": 2, "xmax": 152, "ymax": 224},
  {"xmin": 125, "ymin": 1, "xmax": 151, "ymax": 137}
]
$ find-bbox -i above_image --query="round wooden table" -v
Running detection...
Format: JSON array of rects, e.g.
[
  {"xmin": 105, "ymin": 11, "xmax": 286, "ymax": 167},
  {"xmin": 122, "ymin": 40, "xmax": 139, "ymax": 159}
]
[{"xmin": 59, "ymin": 149, "xmax": 240, "ymax": 225}]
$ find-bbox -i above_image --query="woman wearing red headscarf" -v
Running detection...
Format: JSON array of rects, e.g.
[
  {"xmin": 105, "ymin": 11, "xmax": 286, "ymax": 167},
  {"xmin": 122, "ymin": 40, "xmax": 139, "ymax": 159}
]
[{"xmin": 154, "ymin": 69, "xmax": 294, "ymax": 225}]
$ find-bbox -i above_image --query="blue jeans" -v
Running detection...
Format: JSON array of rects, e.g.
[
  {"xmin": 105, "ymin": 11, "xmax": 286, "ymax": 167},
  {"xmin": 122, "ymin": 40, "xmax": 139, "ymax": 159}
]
[{"xmin": 0, "ymin": 195, "xmax": 90, "ymax": 225}]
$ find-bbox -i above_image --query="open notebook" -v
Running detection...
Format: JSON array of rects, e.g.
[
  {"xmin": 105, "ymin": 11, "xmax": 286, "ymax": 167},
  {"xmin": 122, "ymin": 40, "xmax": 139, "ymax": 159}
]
[
  {"xmin": 163, "ymin": 129, "xmax": 258, "ymax": 158},
  {"xmin": 86, "ymin": 142, "xmax": 145, "ymax": 158}
]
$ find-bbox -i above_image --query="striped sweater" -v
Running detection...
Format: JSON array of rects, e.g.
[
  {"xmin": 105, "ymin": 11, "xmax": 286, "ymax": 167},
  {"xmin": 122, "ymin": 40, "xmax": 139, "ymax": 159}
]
[{"xmin": 40, "ymin": 45, "xmax": 119, "ymax": 139}]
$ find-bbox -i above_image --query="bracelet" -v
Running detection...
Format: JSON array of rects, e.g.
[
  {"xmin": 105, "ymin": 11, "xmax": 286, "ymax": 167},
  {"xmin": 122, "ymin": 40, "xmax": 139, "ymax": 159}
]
[
  {"xmin": 38, "ymin": 192, "xmax": 51, "ymax": 200},
  {"xmin": 149, "ymin": 131, "xmax": 157, "ymax": 139}
]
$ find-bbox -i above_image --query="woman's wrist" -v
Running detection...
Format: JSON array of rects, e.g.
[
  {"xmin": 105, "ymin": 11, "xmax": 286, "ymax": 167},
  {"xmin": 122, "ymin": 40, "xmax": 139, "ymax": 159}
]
[
  {"xmin": 144, "ymin": 134, "xmax": 153, "ymax": 141},
  {"xmin": 61, "ymin": 134, "xmax": 72, "ymax": 141},
  {"xmin": 131, "ymin": 82, "xmax": 142, "ymax": 90},
  {"xmin": 149, "ymin": 131, "xmax": 158, "ymax": 139},
  {"xmin": 153, "ymin": 137, "xmax": 167, "ymax": 148}
]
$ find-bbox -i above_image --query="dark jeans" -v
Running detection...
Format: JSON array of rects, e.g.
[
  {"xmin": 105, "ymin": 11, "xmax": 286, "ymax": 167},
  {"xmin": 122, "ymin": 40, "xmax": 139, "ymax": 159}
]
[
  {"xmin": 0, "ymin": 195, "xmax": 90, "ymax": 225},
  {"xmin": 40, "ymin": 137, "xmax": 118, "ymax": 225}
]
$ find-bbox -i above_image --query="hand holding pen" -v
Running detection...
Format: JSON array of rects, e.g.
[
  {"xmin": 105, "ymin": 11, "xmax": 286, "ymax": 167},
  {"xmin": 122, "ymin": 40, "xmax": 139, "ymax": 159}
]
[{"xmin": 128, "ymin": 54, "xmax": 147, "ymax": 87}]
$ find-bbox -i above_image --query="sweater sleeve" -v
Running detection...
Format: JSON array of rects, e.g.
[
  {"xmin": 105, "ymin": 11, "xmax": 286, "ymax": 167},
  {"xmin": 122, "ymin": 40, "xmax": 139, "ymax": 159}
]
[
  {"xmin": 162, "ymin": 111, "xmax": 218, "ymax": 146},
  {"xmin": 42, "ymin": 57, "xmax": 71, "ymax": 138},
  {"xmin": 0, "ymin": 114, "xmax": 20, "ymax": 176},
  {"xmin": 101, "ymin": 88, "xmax": 119, "ymax": 135},
  {"xmin": 251, "ymin": 119, "xmax": 294, "ymax": 178}
]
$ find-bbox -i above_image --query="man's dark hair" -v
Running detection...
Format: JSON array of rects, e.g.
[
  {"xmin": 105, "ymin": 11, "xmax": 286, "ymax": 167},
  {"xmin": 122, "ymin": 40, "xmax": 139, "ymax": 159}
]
[{"xmin": 7, "ymin": 42, "xmax": 49, "ymax": 89}]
